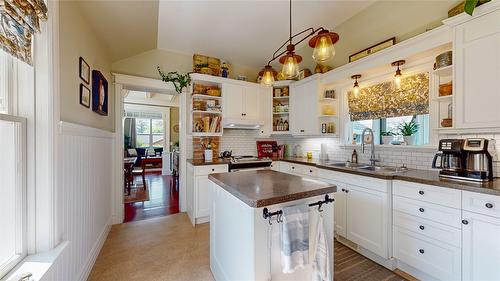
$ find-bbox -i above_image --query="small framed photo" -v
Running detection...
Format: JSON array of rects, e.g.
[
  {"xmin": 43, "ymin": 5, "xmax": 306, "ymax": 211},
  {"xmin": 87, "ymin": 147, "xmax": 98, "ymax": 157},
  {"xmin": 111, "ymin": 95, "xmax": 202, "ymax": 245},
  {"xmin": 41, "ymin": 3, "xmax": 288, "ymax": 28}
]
[
  {"xmin": 80, "ymin": 84, "xmax": 90, "ymax": 108},
  {"xmin": 79, "ymin": 57, "xmax": 90, "ymax": 84},
  {"xmin": 92, "ymin": 70, "xmax": 108, "ymax": 116}
]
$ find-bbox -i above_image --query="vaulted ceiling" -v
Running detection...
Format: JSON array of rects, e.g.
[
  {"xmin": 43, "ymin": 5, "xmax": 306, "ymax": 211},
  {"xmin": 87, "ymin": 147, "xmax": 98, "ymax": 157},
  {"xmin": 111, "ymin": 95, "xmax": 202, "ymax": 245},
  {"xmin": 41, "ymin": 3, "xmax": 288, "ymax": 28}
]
[{"xmin": 77, "ymin": 0, "xmax": 376, "ymax": 66}]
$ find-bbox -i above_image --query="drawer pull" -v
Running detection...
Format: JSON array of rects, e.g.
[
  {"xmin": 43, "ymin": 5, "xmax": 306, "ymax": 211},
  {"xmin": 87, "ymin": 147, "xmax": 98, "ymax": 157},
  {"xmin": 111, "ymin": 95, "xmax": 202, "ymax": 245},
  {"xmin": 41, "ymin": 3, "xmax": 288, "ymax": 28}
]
[
  {"xmin": 309, "ymin": 170, "xmax": 313, "ymax": 173},
  {"xmin": 211, "ymin": 168, "xmax": 215, "ymax": 172},
  {"xmin": 486, "ymin": 203, "xmax": 494, "ymax": 209},
  {"xmin": 341, "ymin": 188, "xmax": 345, "ymax": 192},
  {"xmin": 419, "ymin": 225, "xmax": 425, "ymax": 230},
  {"xmin": 419, "ymin": 208, "xmax": 425, "ymax": 213},
  {"xmin": 419, "ymin": 249, "xmax": 425, "ymax": 254},
  {"xmin": 418, "ymin": 190, "xmax": 424, "ymax": 195},
  {"xmin": 292, "ymin": 166, "xmax": 295, "ymax": 169},
  {"xmin": 345, "ymin": 189, "xmax": 349, "ymax": 193},
  {"xmin": 462, "ymin": 220, "xmax": 469, "ymax": 225}
]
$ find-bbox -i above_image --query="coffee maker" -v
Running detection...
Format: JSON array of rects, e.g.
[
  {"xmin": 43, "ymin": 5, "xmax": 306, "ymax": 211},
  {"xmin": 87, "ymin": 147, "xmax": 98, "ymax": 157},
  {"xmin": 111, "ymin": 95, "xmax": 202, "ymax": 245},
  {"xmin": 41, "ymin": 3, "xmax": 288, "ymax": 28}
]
[{"xmin": 432, "ymin": 138, "xmax": 493, "ymax": 182}]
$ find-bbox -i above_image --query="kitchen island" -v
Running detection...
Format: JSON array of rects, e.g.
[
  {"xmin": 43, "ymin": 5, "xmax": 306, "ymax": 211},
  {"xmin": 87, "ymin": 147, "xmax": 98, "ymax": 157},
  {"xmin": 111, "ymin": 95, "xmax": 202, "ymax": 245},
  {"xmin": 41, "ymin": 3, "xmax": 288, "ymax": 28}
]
[{"xmin": 208, "ymin": 170, "xmax": 337, "ymax": 281}]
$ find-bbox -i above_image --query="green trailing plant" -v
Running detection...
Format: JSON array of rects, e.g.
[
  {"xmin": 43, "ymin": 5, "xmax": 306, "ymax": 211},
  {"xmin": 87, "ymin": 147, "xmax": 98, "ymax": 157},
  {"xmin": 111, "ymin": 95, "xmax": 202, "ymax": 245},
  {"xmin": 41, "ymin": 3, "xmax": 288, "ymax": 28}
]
[
  {"xmin": 381, "ymin": 131, "xmax": 395, "ymax": 136},
  {"xmin": 398, "ymin": 120, "xmax": 419, "ymax": 136},
  {"xmin": 157, "ymin": 66, "xmax": 192, "ymax": 94},
  {"xmin": 464, "ymin": 0, "xmax": 490, "ymax": 15}
]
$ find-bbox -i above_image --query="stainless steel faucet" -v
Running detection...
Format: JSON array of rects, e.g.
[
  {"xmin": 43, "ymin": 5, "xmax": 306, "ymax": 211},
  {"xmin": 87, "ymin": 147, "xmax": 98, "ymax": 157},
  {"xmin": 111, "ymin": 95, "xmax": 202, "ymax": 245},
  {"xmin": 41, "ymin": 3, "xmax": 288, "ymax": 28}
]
[{"xmin": 361, "ymin": 128, "xmax": 378, "ymax": 166}]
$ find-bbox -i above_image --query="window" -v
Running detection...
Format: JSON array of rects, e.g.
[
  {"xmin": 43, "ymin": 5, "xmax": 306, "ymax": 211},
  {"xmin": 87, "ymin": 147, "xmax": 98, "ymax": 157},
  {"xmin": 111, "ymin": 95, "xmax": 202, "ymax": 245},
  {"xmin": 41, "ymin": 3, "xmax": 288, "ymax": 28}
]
[
  {"xmin": 350, "ymin": 114, "xmax": 429, "ymax": 145},
  {"xmin": 136, "ymin": 118, "xmax": 164, "ymax": 148},
  {"xmin": 0, "ymin": 51, "xmax": 27, "ymax": 278}
]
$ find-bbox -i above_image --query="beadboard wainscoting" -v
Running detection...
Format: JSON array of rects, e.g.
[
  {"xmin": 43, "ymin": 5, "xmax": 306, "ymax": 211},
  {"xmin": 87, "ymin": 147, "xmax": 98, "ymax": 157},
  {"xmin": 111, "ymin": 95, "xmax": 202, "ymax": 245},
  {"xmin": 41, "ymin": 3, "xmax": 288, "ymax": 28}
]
[{"xmin": 43, "ymin": 122, "xmax": 114, "ymax": 281}]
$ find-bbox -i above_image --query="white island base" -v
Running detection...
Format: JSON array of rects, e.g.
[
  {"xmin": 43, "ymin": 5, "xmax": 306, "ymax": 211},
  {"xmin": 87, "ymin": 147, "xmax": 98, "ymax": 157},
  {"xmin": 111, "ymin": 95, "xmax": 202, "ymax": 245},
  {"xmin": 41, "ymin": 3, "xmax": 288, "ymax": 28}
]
[{"xmin": 210, "ymin": 182, "xmax": 334, "ymax": 281}]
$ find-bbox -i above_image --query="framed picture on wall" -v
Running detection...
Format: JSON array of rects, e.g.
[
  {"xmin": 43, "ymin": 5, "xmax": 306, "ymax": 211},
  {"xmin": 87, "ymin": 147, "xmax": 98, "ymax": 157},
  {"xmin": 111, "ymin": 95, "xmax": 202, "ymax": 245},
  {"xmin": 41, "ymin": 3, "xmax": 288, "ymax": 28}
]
[
  {"xmin": 91, "ymin": 70, "xmax": 108, "ymax": 116},
  {"xmin": 79, "ymin": 57, "xmax": 90, "ymax": 84},
  {"xmin": 79, "ymin": 84, "xmax": 90, "ymax": 108}
]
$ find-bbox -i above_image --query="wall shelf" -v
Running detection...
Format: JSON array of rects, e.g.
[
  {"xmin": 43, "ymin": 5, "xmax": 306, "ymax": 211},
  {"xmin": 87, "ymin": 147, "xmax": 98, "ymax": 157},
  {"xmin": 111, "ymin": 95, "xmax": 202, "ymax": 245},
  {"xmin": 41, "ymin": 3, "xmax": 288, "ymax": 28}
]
[
  {"xmin": 272, "ymin": 96, "xmax": 290, "ymax": 100},
  {"xmin": 271, "ymin": 131, "xmax": 291, "ymax": 135},
  {"xmin": 319, "ymin": 115, "xmax": 338, "ymax": 118},
  {"xmin": 191, "ymin": 132, "xmax": 223, "ymax": 137},
  {"xmin": 273, "ymin": 112, "xmax": 289, "ymax": 115},
  {"xmin": 191, "ymin": 94, "xmax": 222, "ymax": 100},
  {"xmin": 433, "ymin": 65, "xmax": 453, "ymax": 77},
  {"xmin": 192, "ymin": 110, "xmax": 222, "ymax": 114},
  {"xmin": 432, "ymin": 95, "xmax": 452, "ymax": 102},
  {"xmin": 320, "ymin": 98, "xmax": 337, "ymax": 102}
]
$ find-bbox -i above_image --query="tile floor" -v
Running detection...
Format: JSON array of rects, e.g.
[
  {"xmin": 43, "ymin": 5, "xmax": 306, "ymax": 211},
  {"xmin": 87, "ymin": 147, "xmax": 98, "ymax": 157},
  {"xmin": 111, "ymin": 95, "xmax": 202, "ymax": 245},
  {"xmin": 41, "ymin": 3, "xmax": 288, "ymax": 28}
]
[{"xmin": 90, "ymin": 213, "xmax": 407, "ymax": 281}]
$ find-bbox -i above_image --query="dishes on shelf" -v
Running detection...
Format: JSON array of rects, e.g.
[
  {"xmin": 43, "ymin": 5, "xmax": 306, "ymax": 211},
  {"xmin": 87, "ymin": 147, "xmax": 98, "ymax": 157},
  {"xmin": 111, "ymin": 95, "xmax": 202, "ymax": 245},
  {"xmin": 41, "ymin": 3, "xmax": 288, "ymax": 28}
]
[
  {"xmin": 439, "ymin": 81, "xmax": 452, "ymax": 97},
  {"xmin": 434, "ymin": 50, "xmax": 452, "ymax": 70}
]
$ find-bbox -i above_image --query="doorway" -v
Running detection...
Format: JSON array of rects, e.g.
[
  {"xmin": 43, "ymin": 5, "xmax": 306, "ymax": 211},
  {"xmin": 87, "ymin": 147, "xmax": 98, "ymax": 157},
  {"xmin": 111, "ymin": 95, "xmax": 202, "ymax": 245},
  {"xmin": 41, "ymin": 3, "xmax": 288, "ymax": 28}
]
[{"xmin": 113, "ymin": 74, "xmax": 185, "ymax": 224}]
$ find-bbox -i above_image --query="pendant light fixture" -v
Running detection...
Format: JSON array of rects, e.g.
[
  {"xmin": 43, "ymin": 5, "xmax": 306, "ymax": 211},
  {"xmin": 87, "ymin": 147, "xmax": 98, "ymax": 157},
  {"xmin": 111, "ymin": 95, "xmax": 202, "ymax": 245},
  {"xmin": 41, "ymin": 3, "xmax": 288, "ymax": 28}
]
[
  {"xmin": 392, "ymin": 60, "xmax": 405, "ymax": 89},
  {"xmin": 259, "ymin": 65, "xmax": 278, "ymax": 86},
  {"xmin": 259, "ymin": 0, "xmax": 339, "ymax": 84},
  {"xmin": 351, "ymin": 74, "xmax": 362, "ymax": 96}
]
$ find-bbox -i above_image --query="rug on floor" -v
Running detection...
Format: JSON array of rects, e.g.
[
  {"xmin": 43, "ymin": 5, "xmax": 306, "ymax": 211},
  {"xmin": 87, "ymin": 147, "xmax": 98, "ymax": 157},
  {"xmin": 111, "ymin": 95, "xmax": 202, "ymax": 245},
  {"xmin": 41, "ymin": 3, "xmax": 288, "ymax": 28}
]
[{"xmin": 124, "ymin": 183, "xmax": 149, "ymax": 203}]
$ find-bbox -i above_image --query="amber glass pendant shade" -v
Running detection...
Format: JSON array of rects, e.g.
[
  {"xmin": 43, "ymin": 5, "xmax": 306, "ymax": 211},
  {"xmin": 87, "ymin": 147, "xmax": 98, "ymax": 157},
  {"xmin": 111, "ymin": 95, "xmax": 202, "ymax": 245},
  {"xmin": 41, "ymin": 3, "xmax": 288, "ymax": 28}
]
[
  {"xmin": 260, "ymin": 65, "xmax": 277, "ymax": 86},
  {"xmin": 309, "ymin": 30, "xmax": 339, "ymax": 63}
]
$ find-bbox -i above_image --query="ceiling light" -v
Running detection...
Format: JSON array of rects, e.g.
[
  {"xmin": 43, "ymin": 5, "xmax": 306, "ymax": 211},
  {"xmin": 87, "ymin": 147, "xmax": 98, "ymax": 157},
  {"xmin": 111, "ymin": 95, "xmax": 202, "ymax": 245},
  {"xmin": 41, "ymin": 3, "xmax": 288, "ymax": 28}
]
[
  {"xmin": 260, "ymin": 0, "xmax": 339, "ymax": 84},
  {"xmin": 309, "ymin": 29, "xmax": 339, "ymax": 63},
  {"xmin": 351, "ymin": 74, "xmax": 362, "ymax": 96},
  {"xmin": 391, "ymin": 60, "xmax": 405, "ymax": 89},
  {"xmin": 259, "ymin": 65, "xmax": 277, "ymax": 86}
]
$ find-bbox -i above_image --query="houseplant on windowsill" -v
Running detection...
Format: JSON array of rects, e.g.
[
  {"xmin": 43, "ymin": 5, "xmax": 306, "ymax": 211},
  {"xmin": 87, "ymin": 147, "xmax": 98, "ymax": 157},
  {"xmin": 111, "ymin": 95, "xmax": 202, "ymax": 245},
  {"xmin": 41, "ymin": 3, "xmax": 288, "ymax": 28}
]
[
  {"xmin": 398, "ymin": 120, "xmax": 419, "ymax": 145},
  {"xmin": 381, "ymin": 131, "xmax": 395, "ymax": 145}
]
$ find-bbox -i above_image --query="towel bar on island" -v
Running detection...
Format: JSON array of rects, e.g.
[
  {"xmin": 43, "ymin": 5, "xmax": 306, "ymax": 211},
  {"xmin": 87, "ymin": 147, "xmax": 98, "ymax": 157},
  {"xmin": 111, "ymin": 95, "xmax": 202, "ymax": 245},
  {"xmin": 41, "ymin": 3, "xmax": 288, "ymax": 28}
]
[{"xmin": 262, "ymin": 194, "xmax": 334, "ymax": 224}]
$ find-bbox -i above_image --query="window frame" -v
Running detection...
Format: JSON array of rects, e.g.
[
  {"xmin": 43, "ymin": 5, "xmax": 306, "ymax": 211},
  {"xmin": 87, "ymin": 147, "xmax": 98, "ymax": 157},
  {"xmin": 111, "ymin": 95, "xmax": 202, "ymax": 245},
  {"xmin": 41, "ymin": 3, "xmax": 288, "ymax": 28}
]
[
  {"xmin": 0, "ymin": 114, "xmax": 27, "ymax": 278},
  {"xmin": 135, "ymin": 118, "xmax": 164, "ymax": 148}
]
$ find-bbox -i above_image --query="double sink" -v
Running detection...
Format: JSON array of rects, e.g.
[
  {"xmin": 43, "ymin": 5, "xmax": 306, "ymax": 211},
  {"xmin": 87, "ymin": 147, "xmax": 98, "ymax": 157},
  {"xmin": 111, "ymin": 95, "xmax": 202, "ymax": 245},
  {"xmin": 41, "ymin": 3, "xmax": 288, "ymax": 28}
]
[{"xmin": 325, "ymin": 161, "xmax": 409, "ymax": 174}]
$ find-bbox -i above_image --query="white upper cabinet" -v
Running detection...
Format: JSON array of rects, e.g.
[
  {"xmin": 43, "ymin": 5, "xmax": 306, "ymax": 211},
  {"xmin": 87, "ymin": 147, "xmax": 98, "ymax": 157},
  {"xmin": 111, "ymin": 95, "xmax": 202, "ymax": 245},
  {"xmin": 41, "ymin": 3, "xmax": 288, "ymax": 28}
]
[
  {"xmin": 454, "ymin": 8, "xmax": 500, "ymax": 129},
  {"xmin": 222, "ymin": 82, "xmax": 265, "ymax": 122},
  {"xmin": 259, "ymin": 87, "xmax": 272, "ymax": 136},
  {"xmin": 290, "ymin": 77, "xmax": 319, "ymax": 135},
  {"xmin": 222, "ymin": 83, "xmax": 244, "ymax": 120}
]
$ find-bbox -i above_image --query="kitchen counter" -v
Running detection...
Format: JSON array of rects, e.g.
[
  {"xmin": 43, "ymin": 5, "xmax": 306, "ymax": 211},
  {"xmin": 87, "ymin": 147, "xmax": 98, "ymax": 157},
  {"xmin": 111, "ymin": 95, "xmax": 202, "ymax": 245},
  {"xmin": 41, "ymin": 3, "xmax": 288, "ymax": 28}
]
[
  {"xmin": 276, "ymin": 157, "xmax": 500, "ymax": 196},
  {"xmin": 208, "ymin": 169, "xmax": 337, "ymax": 207},
  {"xmin": 187, "ymin": 158, "xmax": 230, "ymax": 166}
]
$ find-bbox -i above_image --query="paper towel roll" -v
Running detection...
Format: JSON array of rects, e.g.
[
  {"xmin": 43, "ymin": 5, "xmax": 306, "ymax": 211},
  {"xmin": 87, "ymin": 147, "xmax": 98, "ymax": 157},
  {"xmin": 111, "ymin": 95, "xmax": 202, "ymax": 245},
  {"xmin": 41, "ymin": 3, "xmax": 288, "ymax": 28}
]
[{"xmin": 320, "ymin": 143, "xmax": 328, "ymax": 160}]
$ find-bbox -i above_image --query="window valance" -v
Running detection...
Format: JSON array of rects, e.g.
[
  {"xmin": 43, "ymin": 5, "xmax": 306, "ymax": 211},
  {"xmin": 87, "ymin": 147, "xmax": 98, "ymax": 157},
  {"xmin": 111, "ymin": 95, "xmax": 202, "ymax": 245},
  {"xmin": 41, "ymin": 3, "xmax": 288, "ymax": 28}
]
[
  {"xmin": 347, "ymin": 72, "xmax": 429, "ymax": 121},
  {"xmin": 0, "ymin": 0, "xmax": 48, "ymax": 65}
]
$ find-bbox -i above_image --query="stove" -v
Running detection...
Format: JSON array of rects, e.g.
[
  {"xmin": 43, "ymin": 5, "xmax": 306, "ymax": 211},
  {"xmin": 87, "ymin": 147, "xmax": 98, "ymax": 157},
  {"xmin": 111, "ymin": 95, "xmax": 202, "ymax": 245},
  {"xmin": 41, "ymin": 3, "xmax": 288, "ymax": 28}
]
[{"xmin": 227, "ymin": 155, "xmax": 272, "ymax": 171}]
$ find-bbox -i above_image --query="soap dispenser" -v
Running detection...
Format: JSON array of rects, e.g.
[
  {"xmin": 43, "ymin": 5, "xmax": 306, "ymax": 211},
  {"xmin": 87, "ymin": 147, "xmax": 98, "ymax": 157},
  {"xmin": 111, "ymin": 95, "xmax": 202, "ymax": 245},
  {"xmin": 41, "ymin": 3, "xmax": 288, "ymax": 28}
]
[{"xmin": 351, "ymin": 149, "xmax": 358, "ymax": 163}]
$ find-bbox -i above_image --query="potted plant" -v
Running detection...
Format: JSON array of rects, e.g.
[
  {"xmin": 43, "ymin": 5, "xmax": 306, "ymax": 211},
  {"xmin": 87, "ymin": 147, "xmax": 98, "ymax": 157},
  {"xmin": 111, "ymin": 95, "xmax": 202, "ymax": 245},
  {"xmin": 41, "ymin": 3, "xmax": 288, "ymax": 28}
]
[
  {"xmin": 201, "ymin": 139, "xmax": 213, "ymax": 162},
  {"xmin": 381, "ymin": 131, "xmax": 395, "ymax": 145},
  {"xmin": 398, "ymin": 120, "xmax": 419, "ymax": 145}
]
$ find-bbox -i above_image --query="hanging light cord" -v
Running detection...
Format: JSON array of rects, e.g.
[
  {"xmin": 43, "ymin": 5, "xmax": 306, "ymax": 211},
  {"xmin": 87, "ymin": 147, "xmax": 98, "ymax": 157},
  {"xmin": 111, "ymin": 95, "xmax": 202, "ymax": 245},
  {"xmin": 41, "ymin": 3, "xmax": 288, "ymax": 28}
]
[{"xmin": 265, "ymin": 0, "xmax": 326, "ymax": 66}]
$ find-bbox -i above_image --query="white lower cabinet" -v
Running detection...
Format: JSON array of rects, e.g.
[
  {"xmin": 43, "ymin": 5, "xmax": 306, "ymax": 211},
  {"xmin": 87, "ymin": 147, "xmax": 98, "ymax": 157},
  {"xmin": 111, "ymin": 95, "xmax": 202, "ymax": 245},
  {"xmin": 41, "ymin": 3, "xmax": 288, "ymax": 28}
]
[
  {"xmin": 186, "ymin": 163, "xmax": 229, "ymax": 225},
  {"xmin": 462, "ymin": 190, "xmax": 500, "ymax": 281},
  {"xmin": 346, "ymin": 184, "xmax": 388, "ymax": 258},
  {"xmin": 394, "ymin": 226, "xmax": 461, "ymax": 281},
  {"xmin": 333, "ymin": 182, "xmax": 347, "ymax": 238}
]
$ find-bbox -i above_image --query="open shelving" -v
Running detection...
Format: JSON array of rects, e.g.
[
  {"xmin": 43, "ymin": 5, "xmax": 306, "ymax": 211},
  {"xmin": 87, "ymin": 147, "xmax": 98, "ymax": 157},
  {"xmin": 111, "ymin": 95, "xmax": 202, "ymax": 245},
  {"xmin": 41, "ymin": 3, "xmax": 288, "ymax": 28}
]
[
  {"xmin": 190, "ymin": 81, "xmax": 223, "ymax": 136},
  {"xmin": 272, "ymin": 84, "xmax": 291, "ymax": 133},
  {"xmin": 432, "ymin": 57, "xmax": 454, "ymax": 130}
]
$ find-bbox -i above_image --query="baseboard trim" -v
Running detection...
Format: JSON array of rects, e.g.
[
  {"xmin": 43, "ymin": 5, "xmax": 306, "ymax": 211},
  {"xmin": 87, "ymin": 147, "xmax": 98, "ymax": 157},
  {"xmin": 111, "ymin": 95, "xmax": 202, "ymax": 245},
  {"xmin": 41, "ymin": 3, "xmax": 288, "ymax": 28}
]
[{"xmin": 77, "ymin": 219, "xmax": 112, "ymax": 281}]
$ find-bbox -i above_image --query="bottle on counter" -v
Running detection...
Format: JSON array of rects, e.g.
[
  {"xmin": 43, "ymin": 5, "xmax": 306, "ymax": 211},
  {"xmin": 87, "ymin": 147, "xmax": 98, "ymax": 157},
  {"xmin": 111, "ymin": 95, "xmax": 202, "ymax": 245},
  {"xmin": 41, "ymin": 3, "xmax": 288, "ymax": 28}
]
[
  {"xmin": 351, "ymin": 149, "xmax": 358, "ymax": 163},
  {"xmin": 283, "ymin": 120, "xmax": 289, "ymax": 131}
]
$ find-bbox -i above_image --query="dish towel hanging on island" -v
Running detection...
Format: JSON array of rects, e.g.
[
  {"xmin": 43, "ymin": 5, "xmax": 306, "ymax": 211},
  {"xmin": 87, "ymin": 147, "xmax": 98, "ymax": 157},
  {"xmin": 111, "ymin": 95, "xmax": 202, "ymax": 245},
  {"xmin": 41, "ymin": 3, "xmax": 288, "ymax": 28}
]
[
  {"xmin": 280, "ymin": 204, "xmax": 309, "ymax": 273},
  {"xmin": 312, "ymin": 214, "xmax": 331, "ymax": 281}
]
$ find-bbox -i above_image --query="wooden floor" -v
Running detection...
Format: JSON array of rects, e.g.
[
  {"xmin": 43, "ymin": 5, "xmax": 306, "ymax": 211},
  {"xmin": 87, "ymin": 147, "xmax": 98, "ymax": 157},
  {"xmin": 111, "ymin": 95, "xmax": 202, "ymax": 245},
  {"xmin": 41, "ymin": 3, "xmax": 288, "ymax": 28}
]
[{"xmin": 89, "ymin": 213, "xmax": 406, "ymax": 281}]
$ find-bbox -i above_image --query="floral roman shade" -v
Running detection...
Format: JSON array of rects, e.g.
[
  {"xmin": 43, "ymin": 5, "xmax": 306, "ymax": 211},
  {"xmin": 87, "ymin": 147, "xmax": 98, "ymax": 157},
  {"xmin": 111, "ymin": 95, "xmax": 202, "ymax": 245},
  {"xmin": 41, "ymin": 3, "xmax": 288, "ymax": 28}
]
[
  {"xmin": 348, "ymin": 72, "xmax": 429, "ymax": 121},
  {"xmin": 0, "ymin": 0, "xmax": 48, "ymax": 65}
]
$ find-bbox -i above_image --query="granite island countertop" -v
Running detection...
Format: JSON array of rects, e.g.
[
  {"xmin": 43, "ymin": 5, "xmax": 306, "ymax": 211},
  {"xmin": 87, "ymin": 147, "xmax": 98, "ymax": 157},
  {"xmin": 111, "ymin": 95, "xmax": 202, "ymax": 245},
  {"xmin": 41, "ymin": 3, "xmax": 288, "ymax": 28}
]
[
  {"xmin": 208, "ymin": 170, "xmax": 337, "ymax": 208},
  {"xmin": 275, "ymin": 157, "xmax": 500, "ymax": 196},
  {"xmin": 187, "ymin": 158, "xmax": 231, "ymax": 166}
]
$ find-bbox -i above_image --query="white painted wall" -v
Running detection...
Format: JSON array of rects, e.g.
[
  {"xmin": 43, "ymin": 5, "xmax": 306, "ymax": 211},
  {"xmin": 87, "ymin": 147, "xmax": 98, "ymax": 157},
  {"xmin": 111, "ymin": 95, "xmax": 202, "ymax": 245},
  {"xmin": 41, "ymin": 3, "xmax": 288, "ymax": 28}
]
[{"xmin": 43, "ymin": 122, "xmax": 114, "ymax": 281}]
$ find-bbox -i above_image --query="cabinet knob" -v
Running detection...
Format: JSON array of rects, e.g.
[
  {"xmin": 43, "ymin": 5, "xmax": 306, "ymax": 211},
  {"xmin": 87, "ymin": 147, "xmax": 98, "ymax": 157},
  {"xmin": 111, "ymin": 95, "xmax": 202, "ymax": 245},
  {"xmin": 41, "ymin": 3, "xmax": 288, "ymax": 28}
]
[
  {"xmin": 341, "ymin": 188, "xmax": 345, "ymax": 192},
  {"xmin": 419, "ymin": 249, "xmax": 425, "ymax": 254},
  {"xmin": 418, "ymin": 190, "xmax": 425, "ymax": 195},
  {"xmin": 419, "ymin": 225, "xmax": 425, "ymax": 230},
  {"xmin": 462, "ymin": 219, "xmax": 469, "ymax": 225},
  {"xmin": 345, "ymin": 189, "xmax": 349, "ymax": 193},
  {"xmin": 309, "ymin": 170, "xmax": 313, "ymax": 173},
  {"xmin": 300, "ymin": 129, "xmax": 305, "ymax": 133},
  {"xmin": 211, "ymin": 168, "xmax": 215, "ymax": 172},
  {"xmin": 486, "ymin": 203, "xmax": 494, "ymax": 209},
  {"xmin": 292, "ymin": 166, "xmax": 295, "ymax": 169},
  {"xmin": 419, "ymin": 208, "xmax": 425, "ymax": 213}
]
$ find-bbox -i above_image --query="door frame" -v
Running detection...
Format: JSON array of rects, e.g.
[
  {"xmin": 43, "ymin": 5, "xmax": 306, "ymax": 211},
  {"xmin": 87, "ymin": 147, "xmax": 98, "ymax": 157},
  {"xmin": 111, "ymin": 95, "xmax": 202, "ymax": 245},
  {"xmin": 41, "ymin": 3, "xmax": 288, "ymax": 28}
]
[{"xmin": 112, "ymin": 73, "xmax": 184, "ymax": 224}]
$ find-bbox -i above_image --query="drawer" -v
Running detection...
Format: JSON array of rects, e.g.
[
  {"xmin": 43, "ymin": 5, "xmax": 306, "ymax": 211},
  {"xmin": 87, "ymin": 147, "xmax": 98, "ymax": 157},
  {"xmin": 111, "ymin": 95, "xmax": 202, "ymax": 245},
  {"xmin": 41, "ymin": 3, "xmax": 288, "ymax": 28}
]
[
  {"xmin": 393, "ymin": 195, "xmax": 461, "ymax": 228},
  {"xmin": 393, "ymin": 180, "xmax": 461, "ymax": 209},
  {"xmin": 279, "ymin": 162, "xmax": 317, "ymax": 177},
  {"xmin": 463, "ymin": 190, "xmax": 500, "ymax": 218},
  {"xmin": 195, "ymin": 164, "xmax": 229, "ymax": 176},
  {"xmin": 394, "ymin": 226, "xmax": 461, "ymax": 281},
  {"xmin": 393, "ymin": 211, "xmax": 461, "ymax": 248},
  {"xmin": 317, "ymin": 168, "xmax": 388, "ymax": 193}
]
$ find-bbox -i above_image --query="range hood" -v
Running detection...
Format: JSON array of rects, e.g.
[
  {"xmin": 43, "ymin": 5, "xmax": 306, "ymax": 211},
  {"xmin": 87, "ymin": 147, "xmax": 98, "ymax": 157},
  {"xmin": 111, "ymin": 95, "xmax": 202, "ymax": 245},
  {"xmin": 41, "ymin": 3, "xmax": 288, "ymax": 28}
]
[{"xmin": 222, "ymin": 118, "xmax": 264, "ymax": 130}]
